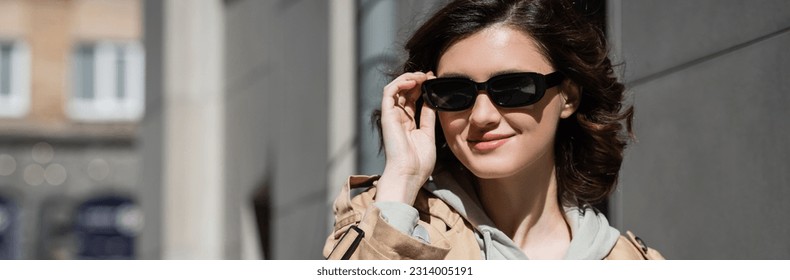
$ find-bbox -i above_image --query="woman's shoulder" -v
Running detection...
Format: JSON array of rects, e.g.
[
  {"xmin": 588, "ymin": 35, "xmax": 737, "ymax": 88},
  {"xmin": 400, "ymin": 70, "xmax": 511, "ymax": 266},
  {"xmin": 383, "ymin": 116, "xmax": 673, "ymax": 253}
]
[
  {"xmin": 605, "ymin": 231, "xmax": 665, "ymax": 260},
  {"xmin": 332, "ymin": 175, "xmax": 465, "ymax": 229},
  {"xmin": 330, "ymin": 175, "xmax": 380, "ymax": 225},
  {"xmin": 333, "ymin": 175, "xmax": 453, "ymax": 213},
  {"xmin": 326, "ymin": 175, "xmax": 478, "ymax": 259}
]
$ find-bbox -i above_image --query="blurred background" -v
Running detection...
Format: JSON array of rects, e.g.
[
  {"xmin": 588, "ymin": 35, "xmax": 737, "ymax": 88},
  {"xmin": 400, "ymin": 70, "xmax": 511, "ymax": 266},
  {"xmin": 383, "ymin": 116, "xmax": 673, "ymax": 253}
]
[{"xmin": 0, "ymin": 0, "xmax": 787, "ymax": 260}]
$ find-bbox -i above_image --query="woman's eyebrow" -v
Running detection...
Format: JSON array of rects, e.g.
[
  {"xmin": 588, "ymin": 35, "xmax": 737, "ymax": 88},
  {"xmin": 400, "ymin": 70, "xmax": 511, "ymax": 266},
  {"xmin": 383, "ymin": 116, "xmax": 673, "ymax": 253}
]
[
  {"xmin": 438, "ymin": 69, "xmax": 532, "ymax": 79},
  {"xmin": 438, "ymin": 72, "xmax": 470, "ymax": 79},
  {"xmin": 490, "ymin": 69, "xmax": 531, "ymax": 77}
]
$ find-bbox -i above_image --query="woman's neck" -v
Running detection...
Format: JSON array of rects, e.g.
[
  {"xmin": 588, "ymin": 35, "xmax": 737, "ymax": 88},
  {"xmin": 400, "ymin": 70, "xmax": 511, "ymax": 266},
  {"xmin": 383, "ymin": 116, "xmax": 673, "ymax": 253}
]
[{"xmin": 475, "ymin": 151, "xmax": 571, "ymax": 259}]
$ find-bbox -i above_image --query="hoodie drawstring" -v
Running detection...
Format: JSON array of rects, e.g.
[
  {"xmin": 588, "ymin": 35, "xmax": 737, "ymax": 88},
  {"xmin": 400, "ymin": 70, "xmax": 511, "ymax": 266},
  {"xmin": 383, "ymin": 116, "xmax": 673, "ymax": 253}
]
[{"xmin": 483, "ymin": 230, "xmax": 492, "ymax": 260}]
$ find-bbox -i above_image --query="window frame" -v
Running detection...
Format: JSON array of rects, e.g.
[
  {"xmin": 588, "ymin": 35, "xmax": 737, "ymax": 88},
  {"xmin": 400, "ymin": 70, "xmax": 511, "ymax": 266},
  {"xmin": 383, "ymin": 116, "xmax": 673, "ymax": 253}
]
[
  {"xmin": 0, "ymin": 40, "xmax": 31, "ymax": 118},
  {"xmin": 68, "ymin": 41, "xmax": 145, "ymax": 122}
]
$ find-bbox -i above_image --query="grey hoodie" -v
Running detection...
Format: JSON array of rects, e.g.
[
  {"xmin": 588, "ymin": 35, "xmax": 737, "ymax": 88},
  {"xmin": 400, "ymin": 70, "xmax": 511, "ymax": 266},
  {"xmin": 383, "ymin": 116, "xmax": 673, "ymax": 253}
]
[{"xmin": 375, "ymin": 169, "xmax": 620, "ymax": 260}]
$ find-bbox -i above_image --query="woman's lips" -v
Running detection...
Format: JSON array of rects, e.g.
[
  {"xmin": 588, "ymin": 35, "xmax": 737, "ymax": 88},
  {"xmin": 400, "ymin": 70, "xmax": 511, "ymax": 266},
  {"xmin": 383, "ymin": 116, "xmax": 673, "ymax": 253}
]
[{"xmin": 468, "ymin": 134, "xmax": 513, "ymax": 152}]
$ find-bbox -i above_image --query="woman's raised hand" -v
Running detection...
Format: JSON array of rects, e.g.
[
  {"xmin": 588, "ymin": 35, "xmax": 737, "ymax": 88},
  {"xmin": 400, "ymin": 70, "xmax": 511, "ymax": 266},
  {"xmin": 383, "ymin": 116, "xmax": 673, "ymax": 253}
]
[{"xmin": 376, "ymin": 71, "xmax": 437, "ymax": 205}]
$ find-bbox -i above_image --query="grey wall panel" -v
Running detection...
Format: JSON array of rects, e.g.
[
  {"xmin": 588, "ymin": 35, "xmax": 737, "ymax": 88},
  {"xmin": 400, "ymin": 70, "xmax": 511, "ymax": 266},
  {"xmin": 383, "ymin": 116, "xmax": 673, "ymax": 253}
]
[
  {"xmin": 621, "ymin": 0, "xmax": 790, "ymax": 83},
  {"xmin": 224, "ymin": 78, "xmax": 271, "ymax": 258},
  {"xmin": 139, "ymin": 0, "xmax": 164, "ymax": 259},
  {"xmin": 225, "ymin": 0, "xmax": 328, "ymax": 259},
  {"xmin": 271, "ymin": 200, "xmax": 328, "ymax": 259},
  {"xmin": 619, "ymin": 30, "xmax": 790, "ymax": 259}
]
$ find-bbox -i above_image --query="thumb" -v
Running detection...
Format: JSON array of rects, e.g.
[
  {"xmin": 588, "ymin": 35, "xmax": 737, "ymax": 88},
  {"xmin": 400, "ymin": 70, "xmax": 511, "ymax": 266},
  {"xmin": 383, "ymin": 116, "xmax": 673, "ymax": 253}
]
[{"xmin": 419, "ymin": 102, "xmax": 436, "ymax": 138}]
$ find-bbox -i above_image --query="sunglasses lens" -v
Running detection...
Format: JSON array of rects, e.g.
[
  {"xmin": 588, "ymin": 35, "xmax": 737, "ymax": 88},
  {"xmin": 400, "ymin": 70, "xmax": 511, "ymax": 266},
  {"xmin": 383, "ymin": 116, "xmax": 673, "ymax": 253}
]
[
  {"xmin": 425, "ymin": 81, "xmax": 475, "ymax": 110},
  {"xmin": 423, "ymin": 72, "xmax": 554, "ymax": 111},
  {"xmin": 489, "ymin": 75, "xmax": 539, "ymax": 107}
]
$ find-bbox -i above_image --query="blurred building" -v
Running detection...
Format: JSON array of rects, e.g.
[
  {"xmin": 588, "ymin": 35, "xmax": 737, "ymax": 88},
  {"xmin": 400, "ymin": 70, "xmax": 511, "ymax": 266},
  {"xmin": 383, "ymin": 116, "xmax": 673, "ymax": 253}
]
[
  {"xmin": 138, "ymin": 0, "xmax": 444, "ymax": 260},
  {"xmin": 0, "ymin": 0, "xmax": 144, "ymax": 259}
]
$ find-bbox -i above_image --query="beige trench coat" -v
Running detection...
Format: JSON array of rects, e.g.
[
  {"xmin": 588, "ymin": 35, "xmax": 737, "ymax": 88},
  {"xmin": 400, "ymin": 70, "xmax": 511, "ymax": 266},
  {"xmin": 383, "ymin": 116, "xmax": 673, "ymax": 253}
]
[{"xmin": 323, "ymin": 175, "xmax": 664, "ymax": 260}]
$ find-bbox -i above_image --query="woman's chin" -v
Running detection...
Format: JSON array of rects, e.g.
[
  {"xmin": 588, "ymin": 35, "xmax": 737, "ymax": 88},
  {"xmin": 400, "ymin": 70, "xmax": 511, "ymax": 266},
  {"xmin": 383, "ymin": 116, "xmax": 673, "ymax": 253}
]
[{"xmin": 463, "ymin": 161, "xmax": 522, "ymax": 180}]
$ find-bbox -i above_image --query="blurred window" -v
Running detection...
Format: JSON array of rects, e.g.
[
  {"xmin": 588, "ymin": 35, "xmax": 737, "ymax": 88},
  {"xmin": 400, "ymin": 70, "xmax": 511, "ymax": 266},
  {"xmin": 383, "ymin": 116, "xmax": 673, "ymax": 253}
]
[
  {"xmin": 74, "ymin": 195, "xmax": 141, "ymax": 259},
  {"xmin": 68, "ymin": 41, "xmax": 145, "ymax": 122},
  {"xmin": 0, "ymin": 196, "xmax": 19, "ymax": 260},
  {"xmin": 0, "ymin": 40, "xmax": 31, "ymax": 118}
]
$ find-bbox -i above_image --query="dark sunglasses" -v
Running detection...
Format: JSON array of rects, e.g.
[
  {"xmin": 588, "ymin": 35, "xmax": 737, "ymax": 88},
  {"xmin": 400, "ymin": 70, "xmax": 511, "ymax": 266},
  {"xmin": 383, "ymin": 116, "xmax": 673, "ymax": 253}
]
[{"xmin": 421, "ymin": 71, "xmax": 565, "ymax": 111}]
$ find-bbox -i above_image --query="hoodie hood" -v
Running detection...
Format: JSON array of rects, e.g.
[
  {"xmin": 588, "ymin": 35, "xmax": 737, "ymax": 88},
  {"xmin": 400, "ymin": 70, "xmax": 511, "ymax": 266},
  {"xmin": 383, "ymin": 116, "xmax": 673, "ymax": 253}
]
[{"xmin": 425, "ymin": 168, "xmax": 620, "ymax": 260}]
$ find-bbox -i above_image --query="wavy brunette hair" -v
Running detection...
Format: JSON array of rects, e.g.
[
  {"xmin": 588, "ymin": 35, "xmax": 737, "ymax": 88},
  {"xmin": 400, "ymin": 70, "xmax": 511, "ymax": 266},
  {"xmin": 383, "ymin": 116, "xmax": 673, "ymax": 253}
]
[{"xmin": 374, "ymin": 0, "xmax": 633, "ymax": 207}]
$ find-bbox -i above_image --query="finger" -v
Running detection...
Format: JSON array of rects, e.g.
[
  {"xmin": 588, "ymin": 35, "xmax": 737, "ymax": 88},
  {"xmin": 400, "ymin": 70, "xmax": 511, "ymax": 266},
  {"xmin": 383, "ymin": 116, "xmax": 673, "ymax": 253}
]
[
  {"xmin": 380, "ymin": 98, "xmax": 410, "ymax": 148},
  {"xmin": 410, "ymin": 71, "xmax": 436, "ymax": 107},
  {"xmin": 419, "ymin": 102, "xmax": 436, "ymax": 138},
  {"xmin": 395, "ymin": 72, "xmax": 432, "ymax": 117},
  {"xmin": 381, "ymin": 80, "xmax": 421, "ymax": 140},
  {"xmin": 381, "ymin": 79, "xmax": 417, "ymax": 110},
  {"xmin": 391, "ymin": 72, "xmax": 430, "ymax": 100},
  {"xmin": 403, "ymin": 72, "xmax": 431, "ymax": 102},
  {"xmin": 398, "ymin": 71, "xmax": 427, "ymax": 82},
  {"xmin": 426, "ymin": 71, "xmax": 436, "ymax": 79},
  {"xmin": 383, "ymin": 72, "xmax": 429, "ymax": 119},
  {"xmin": 382, "ymin": 72, "xmax": 426, "ymax": 102}
]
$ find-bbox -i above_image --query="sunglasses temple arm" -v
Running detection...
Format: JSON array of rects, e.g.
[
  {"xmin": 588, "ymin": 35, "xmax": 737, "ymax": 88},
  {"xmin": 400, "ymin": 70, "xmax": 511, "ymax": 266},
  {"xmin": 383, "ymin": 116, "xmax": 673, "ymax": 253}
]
[
  {"xmin": 415, "ymin": 97, "xmax": 425, "ymax": 129},
  {"xmin": 546, "ymin": 72, "xmax": 565, "ymax": 87}
]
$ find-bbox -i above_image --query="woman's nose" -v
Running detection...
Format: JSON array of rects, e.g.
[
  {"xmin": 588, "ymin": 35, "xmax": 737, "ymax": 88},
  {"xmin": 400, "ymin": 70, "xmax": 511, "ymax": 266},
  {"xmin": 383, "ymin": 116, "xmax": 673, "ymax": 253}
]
[{"xmin": 469, "ymin": 92, "xmax": 501, "ymax": 128}]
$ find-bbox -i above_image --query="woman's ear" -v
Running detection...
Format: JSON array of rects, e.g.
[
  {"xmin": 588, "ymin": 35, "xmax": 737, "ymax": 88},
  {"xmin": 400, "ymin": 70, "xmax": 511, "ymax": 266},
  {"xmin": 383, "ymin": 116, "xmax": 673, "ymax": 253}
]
[{"xmin": 559, "ymin": 80, "xmax": 581, "ymax": 119}]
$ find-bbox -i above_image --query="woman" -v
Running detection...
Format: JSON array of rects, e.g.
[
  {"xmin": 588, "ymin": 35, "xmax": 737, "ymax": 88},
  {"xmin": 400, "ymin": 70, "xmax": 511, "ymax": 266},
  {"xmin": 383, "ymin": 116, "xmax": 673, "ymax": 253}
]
[{"xmin": 324, "ymin": 0, "xmax": 663, "ymax": 260}]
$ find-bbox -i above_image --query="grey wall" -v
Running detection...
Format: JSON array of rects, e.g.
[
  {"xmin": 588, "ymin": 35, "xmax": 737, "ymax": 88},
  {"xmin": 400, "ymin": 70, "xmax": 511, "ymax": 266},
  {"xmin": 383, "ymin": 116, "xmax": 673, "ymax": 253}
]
[
  {"xmin": 224, "ymin": 0, "xmax": 329, "ymax": 259},
  {"xmin": 613, "ymin": 0, "xmax": 790, "ymax": 259},
  {"xmin": 139, "ymin": 0, "xmax": 163, "ymax": 260}
]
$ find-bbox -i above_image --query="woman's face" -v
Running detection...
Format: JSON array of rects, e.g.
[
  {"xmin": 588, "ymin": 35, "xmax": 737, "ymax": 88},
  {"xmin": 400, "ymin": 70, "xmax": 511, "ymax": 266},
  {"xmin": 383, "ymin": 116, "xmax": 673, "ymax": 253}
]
[{"xmin": 436, "ymin": 26, "xmax": 573, "ymax": 179}]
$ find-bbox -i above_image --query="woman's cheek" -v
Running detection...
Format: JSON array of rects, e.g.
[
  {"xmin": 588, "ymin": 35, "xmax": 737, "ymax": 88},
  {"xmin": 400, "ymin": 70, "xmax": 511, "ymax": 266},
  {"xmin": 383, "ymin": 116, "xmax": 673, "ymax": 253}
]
[
  {"xmin": 437, "ymin": 115, "xmax": 466, "ymax": 158},
  {"xmin": 440, "ymin": 117, "xmax": 466, "ymax": 142}
]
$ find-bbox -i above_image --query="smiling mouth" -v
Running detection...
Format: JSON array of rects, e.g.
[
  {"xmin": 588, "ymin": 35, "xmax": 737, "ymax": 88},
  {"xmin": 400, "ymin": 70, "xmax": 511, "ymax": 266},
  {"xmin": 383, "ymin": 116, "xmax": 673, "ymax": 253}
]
[{"xmin": 467, "ymin": 134, "xmax": 514, "ymax": 152}]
